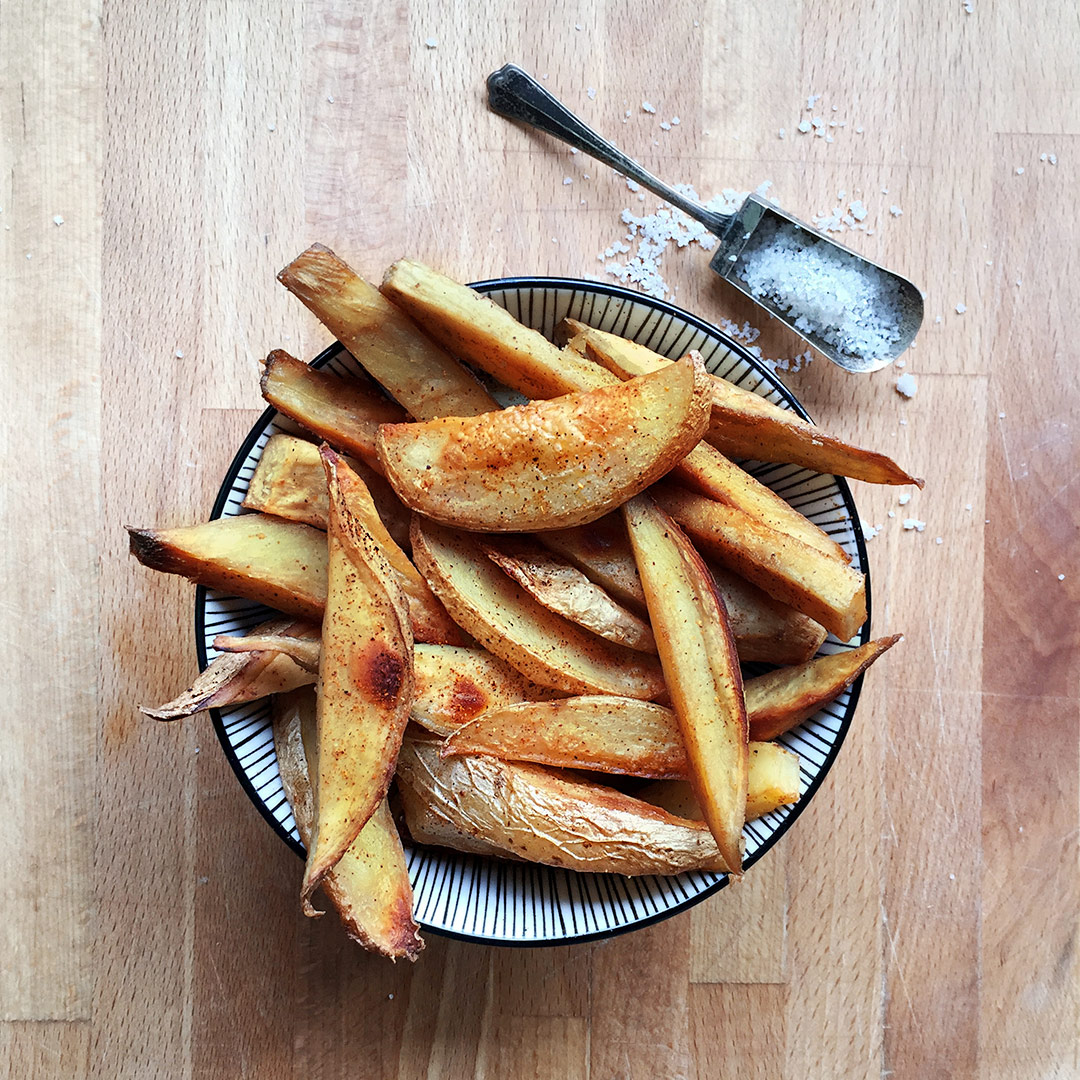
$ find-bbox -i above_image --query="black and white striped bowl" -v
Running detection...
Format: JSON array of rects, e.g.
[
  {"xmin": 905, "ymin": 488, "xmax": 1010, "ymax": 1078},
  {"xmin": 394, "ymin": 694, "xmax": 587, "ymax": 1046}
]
[{"xmin": 198, "ymin": 277, "xmax": 870, "ymax": 946}]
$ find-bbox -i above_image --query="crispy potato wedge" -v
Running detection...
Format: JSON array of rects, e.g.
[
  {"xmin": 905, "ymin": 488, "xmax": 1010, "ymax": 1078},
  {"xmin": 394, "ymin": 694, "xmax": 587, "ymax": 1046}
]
[
  {"xmin": 301, "ymin": 449, "xmax": 415, "ymax": 913},
  {"xmin": 242, "ymin": 433, "xmax": 411, "ymax": 550},
  {"xmin": 129, "ymin": 500, "xmax": 461, "ymax": 645},
  {"xmin": 396, "ymin": 733, "xmax": 730, "ymax": 875},
  {"xmin": 140, "ymin": 617, "xmax": 316, "ymax": 720},
  {"xmin": 653, "ymin": 483, "xmax": 867, "ymax": 641},
  {"xmin": 564, "ymin": 318, "xmax": 922, "ymax": 488},
  {"xmin": 381, "ymin": 259, "xmax": 616, "ymax": 399},
  {"xmin": 624, "ymin": 495, "xmax": 748, "ymax": 873},
  {"xmin": 214, "ymin": 630, "xmax": 321, "ymax": 672},
  {"xmin": 481, "ymin": 537, "xmax": 656, "ymax": 653},
  {"xmin": 128, "ymin": 515, "xmax": 328, "ymax": 620},
  {"xmin": 747, "ymin": 635, "xmax": 902, "ymax": 740},
  {"xmin": 539, "ymin": 516, "xmax": 826, "ymax": 663},
  {"xmin": 638, "ymin": 741, "xmax": 800, "ymax": 823},
  {"xmin": 710, "ymin": 564, "xmax": 827, "ymax": 664},
  {"xmin": 278, "ymin": 245, "xmax": 498, "ymax": 420},
  {"xmin": 377, "ymin": 355, "xmax": 711, "ymax": 532},
  {"xmin": 320, "ymin": 443, "xmax": 462, "ymax": 644},
  {"xmin": 272, "ymin": 689, "xmax": 422, "ymax": 960},
  {"xmin": 411, "ymin": 519, "xmax": 666, "ymax": 699},
  {"xmin": 261, "ymin": 350, "xmax": 406, "ymax": 471}
]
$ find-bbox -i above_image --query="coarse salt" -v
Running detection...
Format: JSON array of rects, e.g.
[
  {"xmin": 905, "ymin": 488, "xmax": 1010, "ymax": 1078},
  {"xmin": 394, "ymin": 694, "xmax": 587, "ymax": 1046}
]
[
  {"xmin": 734, "ymin": 217, "xmax": 905, "ymax": 364},
  {"xmin": 1015, "ymin": 166, "xmax": 1024, "ymax": 175},
  {"xmin": 424, "ymin": 36, "xmax": 438, "ymax": 48},
  {"xmin": 955, "ymin": 302, "xmax": 967, "ymax": 314},
  {"xmin": 797, "ymin": 120, "xmax": 812, "ymax": 134},
  {"xmin": 895, "ymin": 373, "xmax": 918, "ymax": 398},
  {"xmin": 563, "ymin": 177, "xmax": 573, "ymax": 185},
  {"xmin": 53, "ymin": 214, "xmax": 64, "ymax": 226},
  {"xmin": 899, "ymin": 492, "xmax": 912, "ymax": 505},
  {"xmin": 587, "ymin": 87, "xmax": 596, "ymax": 100},
  {"xmin": 642, "ymin": 101, "xmax": 656, "ymax": 113},
  {"xmin": 903, "ymin": 518, "xmax": 926, "ymax": 532},
  {"xmin": 889, "ymin": 205, "xmax": 903, "ymax": 217}
]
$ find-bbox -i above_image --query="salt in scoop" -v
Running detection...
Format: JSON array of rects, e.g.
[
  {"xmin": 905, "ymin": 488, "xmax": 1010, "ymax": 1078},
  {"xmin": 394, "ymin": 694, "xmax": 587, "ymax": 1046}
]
[{"xmin": 487, "ymin": 64, "xmax": 923, "ymax": 373}]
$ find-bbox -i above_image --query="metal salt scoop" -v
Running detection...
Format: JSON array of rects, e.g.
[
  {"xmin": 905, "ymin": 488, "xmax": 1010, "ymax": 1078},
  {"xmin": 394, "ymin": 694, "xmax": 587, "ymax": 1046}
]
[{"xmin": 487, "ymin": 64, "xmax": 923, "ymax": 373}]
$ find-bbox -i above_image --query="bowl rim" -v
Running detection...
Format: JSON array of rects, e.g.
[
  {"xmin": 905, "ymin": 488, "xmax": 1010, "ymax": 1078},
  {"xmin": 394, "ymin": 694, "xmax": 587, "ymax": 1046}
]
[{"xmin": 196, "ymin": 274, "xmax": 872, "ymax": 947}]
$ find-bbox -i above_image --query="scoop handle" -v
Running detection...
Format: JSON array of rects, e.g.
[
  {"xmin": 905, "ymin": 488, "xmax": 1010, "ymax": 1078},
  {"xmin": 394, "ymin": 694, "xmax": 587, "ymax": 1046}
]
[{"xmin": 487, "ymin": 64, "xmax": 730, "ymax": 235}]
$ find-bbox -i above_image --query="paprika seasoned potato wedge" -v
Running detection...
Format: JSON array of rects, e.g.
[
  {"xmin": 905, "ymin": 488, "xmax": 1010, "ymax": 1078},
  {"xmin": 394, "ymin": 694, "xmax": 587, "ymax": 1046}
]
[
  {"xmin": 381, "ymin": 259, "xmax": 615, "ymax": 399},
  {"xmin": 300, "ymin": 449, "xmax": 414, "ymax": 914},
  {"xmin": 261, "ymin": 349, "xmax": 407, "ymax": 471},
  {"xmin": 441, "ymin": 698, "xmax": 799, "ymax": 820},
  {"xmin": 242, "ymin": 433, "xmax": 411, "ymax": 550},
  {"xmin": 638, "ymin": 741, "xmax": 800, "ymax": 824},
  {"xmin": 411, "ymin": 518, "xmax": 666, "ymax": 699},
  {"xmin": 481, "ymin": 537, "xmax": 656, "ymax": 653},
  {"xmin": 272, "ymin": 689, "xmax": 422, "ymax": 960},
  {"xmin": 653, "ymin": 483, "xmax": 867, "ymax": 641},
  {"xmin": 747, "ymin": 635, "xmax": 902, "ymax": 741},
  {"xmin": 624, "ymin": 494, "xmax": 748, "ymax": 874},
  {"xmin": 377, "ymin": 354, "xmax": 711, "ymax": 532},
  {"xmin": 140, "ymin": 617, "xmax": 317, "ymax": 720},
  {"xmin": 279, "ymin": 245, "xmax": 497, "ymax": 420},
  {"xmin": 396, "ymin": 733, "xmax": 731, "ymax": 875},
  {"xmin": 564, "ymin": 318, "xmax": 922, "ymax": 488}
]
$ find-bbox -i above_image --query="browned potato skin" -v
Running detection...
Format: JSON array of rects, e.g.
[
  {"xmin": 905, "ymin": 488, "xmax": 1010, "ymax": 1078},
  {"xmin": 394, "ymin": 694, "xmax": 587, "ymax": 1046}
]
[
  {"xmin": 746, "ymin": 635, "xmax": 902, "ymax": 740},
  {"xmin": 243, "ymin": 433, "xmax": 411, "ymax": 550},
  {"xmin": 541, "ymin": 516, "xmax": 827, "ymax": 664},
  {"xmin": 481, "ymin": 537, "xmax": 656, "ymax": 653},
  {"xmin": 638, "ymin": 742, "xmax": 800, "ymax": 824},
  {"xmin": 411, "ymin": 518, "xmax": 666, "ymax": 700},
  {"xmin": 377, "ymin": 354, "xmax": 712, "ymax": 533},
  {"xmin": 140, "ymin": 617, "xmax": 317, "ymax": 720},
  {"xmin": 128, "ymin": 515, "xmax": 328, "ymax": 621},
  {"xmin": 396, "ymin": 733, "xmax": 731, "ymax": 876},
  {"xmin": 278, "ymin": 245, "xmax": 498, "ymax": 420},
  {"xmin": 260, "ymin": 350, "xmax": 406, "ymax": 472},
  {"xmin": 563, "ymin": 318, "xmax": 922, "ymax": 489},
  {"xmin": 272, "ymin": 689, "xmax": 423, "ymax": 960},
  {"xmin": 301, "ymin": 449, "xmax": 415, "ymax": 915},
  {"xmin": 624, "ymin": 495, "xmax": 749, "ymax": 873},
  {"xmin": 653, "ymin": 483, "xmax": 867, "ymax": 642}
]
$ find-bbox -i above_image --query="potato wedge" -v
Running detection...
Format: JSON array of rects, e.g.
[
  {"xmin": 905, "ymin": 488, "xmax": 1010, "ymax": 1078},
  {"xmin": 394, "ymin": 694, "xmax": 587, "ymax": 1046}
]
[
  {"xmin": 128, "ymin": 515, "xmax": 328, "ymax": 620},
  {"xmin": 638, "ymin": 741, "xmax": 800, "ymax": 823},
  {"xmin": 564, "ymin": 318, "xmax": 922, "ymax": 488},
  {"xmin": 709, "ymin": 565, "xmax": 827, "ymax": 665},
  {"xmin": 411, "ymin": 519, "xmax": 666, "ymax": 699},
  {"xmin": 539, "ymin": 516, "xmax": 826, "ymax": 663},
  {"xmin": 242, "ymin": 433, "xmax": 411, "ymax": 550},
  {"xmin": 653, "ymin": 483, "xmax": 867, "ymax": 641},
  {"xmin": 214, "ymin": 630, "xmax": 321, "ymax": 673},
  {"xmin": 377, "ymin": 354, "xmax": 711, "ymax": 532},
  {"xmin": 301, "ymin": 449, "xmax": 414, "ymax": 913},
  {"xmin": 140, "ymin": 617, "xmax": 316, "ymax": 720},
  {"xmin": 623, "ymin": 495, "xmax": 748, "ymax": 873},
  {"xmin": 272, "ymin": 689, "xmax": 422, "ymax": 959},
  {"xmin": 396, "ymin": 733, "xmax": 730, "ymax": 875},
  {"xmin": 261, "ymin": 350, "xmax": 407, "ymax": 471},
  {"xmin": 129, "ymin": 501, "xmax": 461, "ymax": 645},
  {"xmin": 278, "ymin": 245, "xmax": 498, "ymax": 419},
  {"xmin": 480, "ymin": 538, "xmax": 656, "ymax": 653},
  {"xmin": 747, "ymin": 635, "xmax": 902, "ymax": 740},
  {"xmin": 381, "ymin": 259, "xmax": 616, "ymax": 399}
]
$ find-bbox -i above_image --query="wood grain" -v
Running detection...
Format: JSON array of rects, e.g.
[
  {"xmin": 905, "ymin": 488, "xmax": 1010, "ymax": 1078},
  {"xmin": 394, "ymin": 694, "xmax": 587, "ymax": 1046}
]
[{"xmin": 4, "ymin": 0, "xmax": 1079, "ymax": 1076}]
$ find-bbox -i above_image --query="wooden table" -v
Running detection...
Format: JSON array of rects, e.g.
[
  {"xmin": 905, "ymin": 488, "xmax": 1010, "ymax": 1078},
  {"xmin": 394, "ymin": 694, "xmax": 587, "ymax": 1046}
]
[{"xmin": 4, "ymin": 2, "xmax": 1078, "ymax": 1076}]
